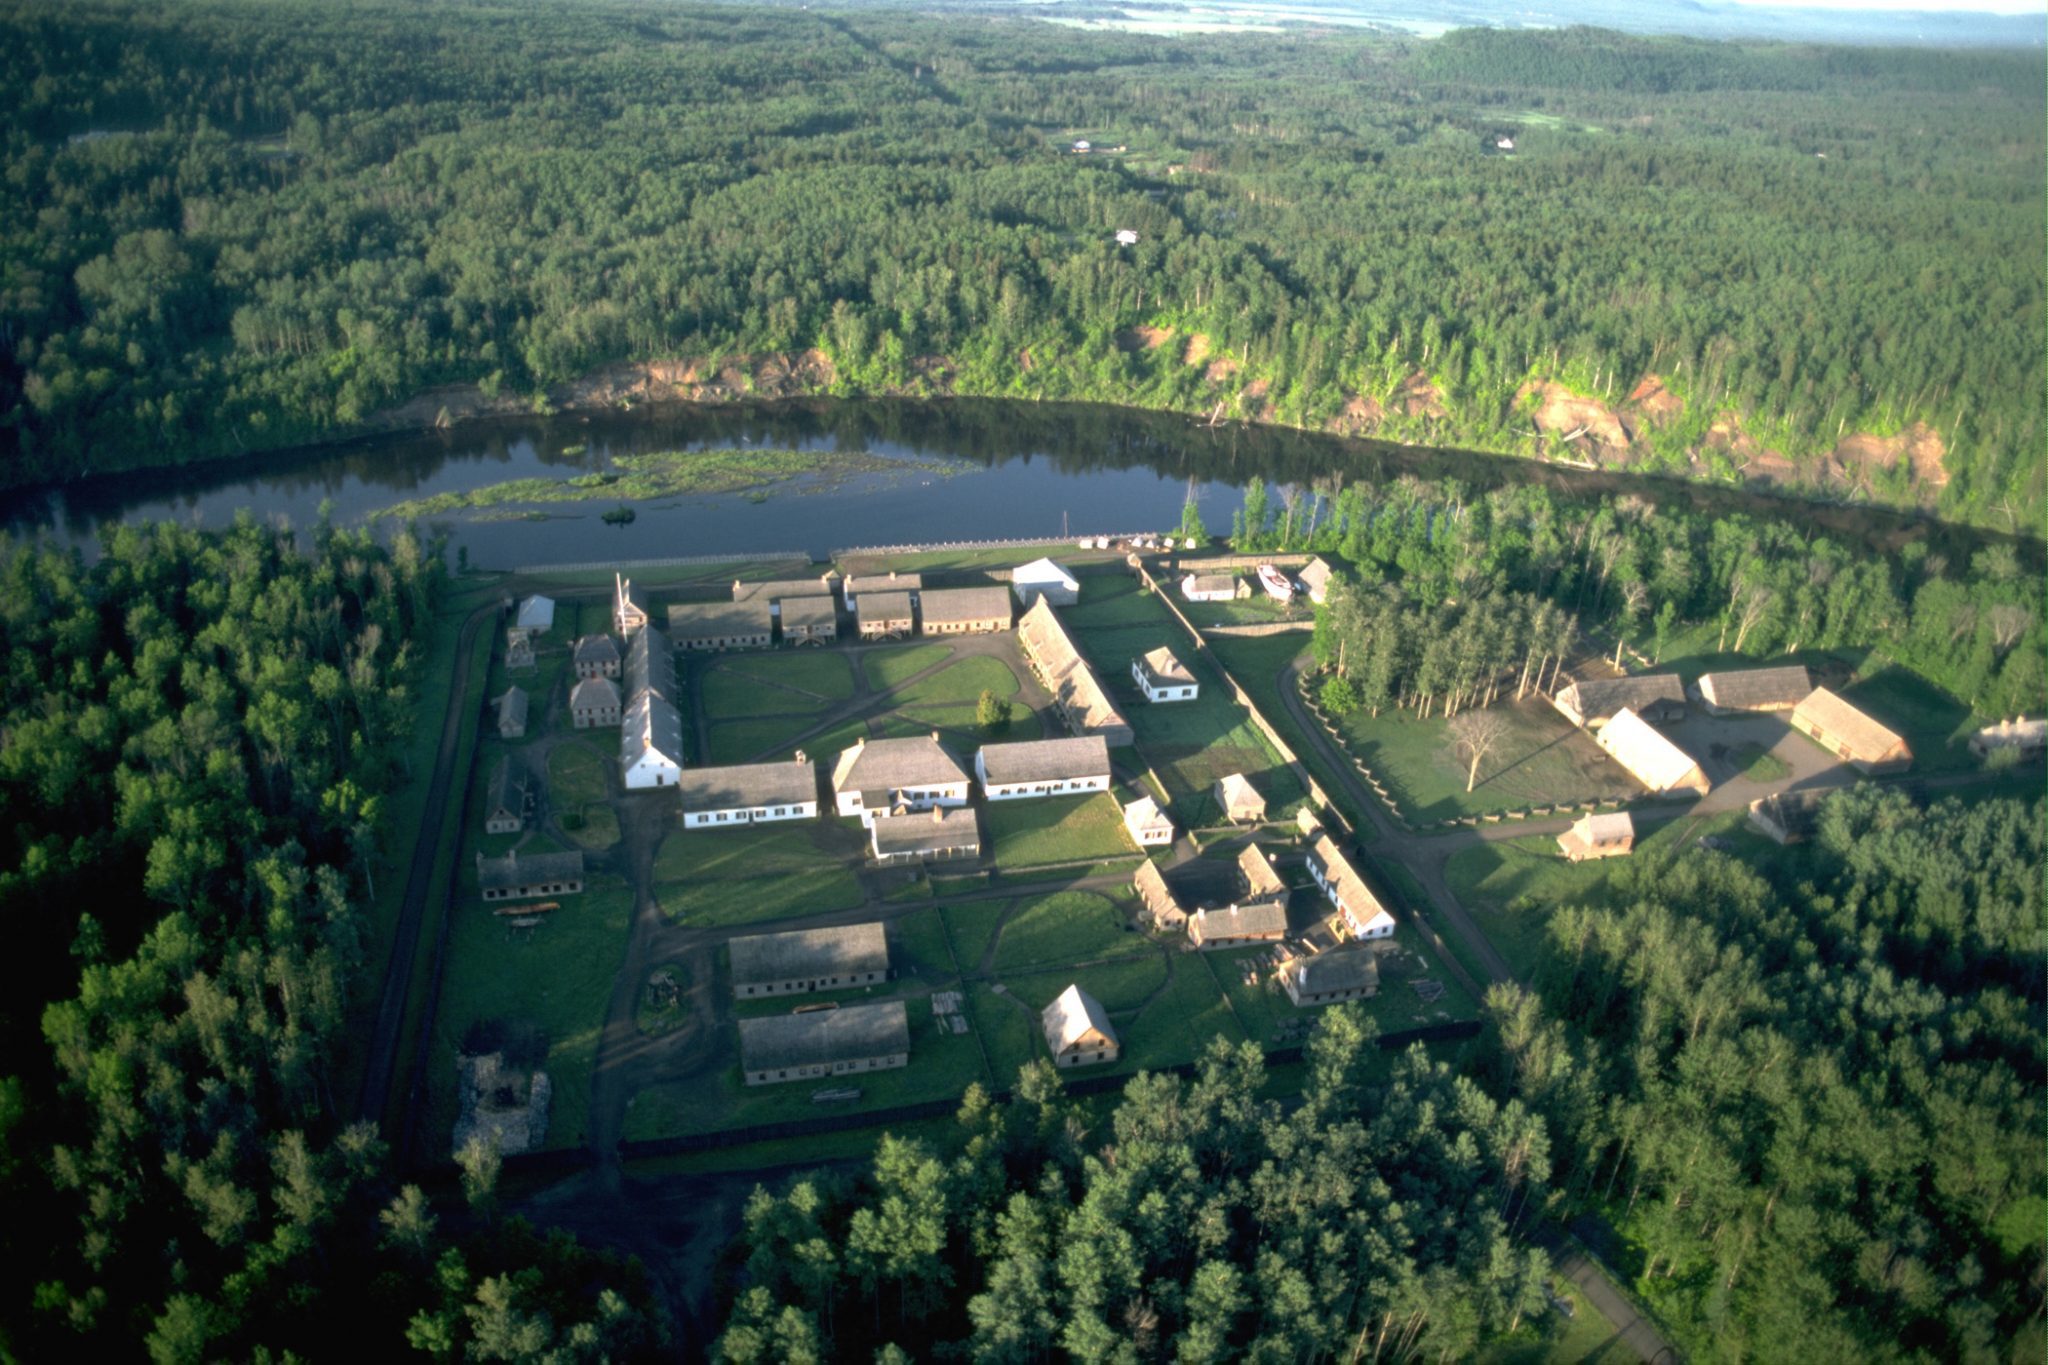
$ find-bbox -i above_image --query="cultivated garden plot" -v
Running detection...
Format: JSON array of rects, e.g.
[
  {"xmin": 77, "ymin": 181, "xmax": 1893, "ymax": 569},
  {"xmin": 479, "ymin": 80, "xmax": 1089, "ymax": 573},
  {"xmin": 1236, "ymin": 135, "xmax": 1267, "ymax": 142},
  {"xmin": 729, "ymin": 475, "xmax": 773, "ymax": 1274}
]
[{"xmin": 1320, "ymin": 694, "xmax": 1637, "ymax": 825}]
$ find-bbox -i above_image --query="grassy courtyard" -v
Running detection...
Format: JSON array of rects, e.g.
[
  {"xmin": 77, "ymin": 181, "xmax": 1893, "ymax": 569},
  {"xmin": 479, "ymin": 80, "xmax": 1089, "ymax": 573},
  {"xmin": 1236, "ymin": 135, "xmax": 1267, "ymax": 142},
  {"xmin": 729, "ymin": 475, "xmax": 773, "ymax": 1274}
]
[
  {"xmin": 984, "ymin": 792, "xmax": 1137, "ymax": 869},
  {"xmin": 1323, "ymin": 694, "xmax": 1637, "ymax": 825},
  {"xmin": 990, "ymin": 890, "xmax": 1149, "ymax": 973},
  {"xmin": 651, "ymin": 820, "xmax": 866, "ymax": 929}
]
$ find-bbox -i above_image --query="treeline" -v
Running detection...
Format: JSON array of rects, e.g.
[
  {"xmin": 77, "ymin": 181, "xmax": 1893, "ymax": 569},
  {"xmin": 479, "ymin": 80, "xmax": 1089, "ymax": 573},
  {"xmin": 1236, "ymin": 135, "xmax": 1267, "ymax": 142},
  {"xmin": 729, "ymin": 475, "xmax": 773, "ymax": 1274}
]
[
  {"xmin": 0, "ymin": 0, "xmax": 2041, "ymax": 525},
  {"xmin": 717, "ymin": 1024, "xmax": 1556, "ymax": 1361},
  {"xmin": 0, "ymin": 522, "xmax": 662, "ymax": 1358},
  {"xmin": 1233, "ymin": 473, "xmax": 2045, "ymax": 717},
  {"xmin": 1482, "ymin": 785, "xmax": 2045, "ymax": 1357}
]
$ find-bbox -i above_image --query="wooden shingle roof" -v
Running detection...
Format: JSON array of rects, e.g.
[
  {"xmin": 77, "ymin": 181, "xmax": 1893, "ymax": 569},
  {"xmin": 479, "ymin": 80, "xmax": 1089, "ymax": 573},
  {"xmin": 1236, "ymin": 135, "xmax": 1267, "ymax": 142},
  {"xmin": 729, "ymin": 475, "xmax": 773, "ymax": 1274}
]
[
  {"xmin": 739, "ymin": 1000, "xmax": 909, "ymax": 1072},
  {"xmin": 676, "ymin": 760, "xmax": 819, "ymax": 813},
  {"xmin": 1697, "ymin": 666, "xmax": 1813, "ymax": 710},
  {"xmin": 919, "ymin": 585, "xmax": 1012, "ymax": 626},
  {"xmin": 729, "ymin": 923, "xmax": 888, "ymax": 987},
  {"xmin": 1792, "ymin": 688, "xmax": 1912, "ymax": 766}
]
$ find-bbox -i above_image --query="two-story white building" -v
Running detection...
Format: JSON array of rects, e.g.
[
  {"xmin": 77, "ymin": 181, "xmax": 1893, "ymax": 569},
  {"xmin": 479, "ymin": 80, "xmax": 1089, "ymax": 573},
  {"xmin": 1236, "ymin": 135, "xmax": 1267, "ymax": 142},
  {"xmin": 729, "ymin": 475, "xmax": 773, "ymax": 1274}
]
[{"xmin": 832, "ymin": 735, "xmax": 972, "ymax": 826}]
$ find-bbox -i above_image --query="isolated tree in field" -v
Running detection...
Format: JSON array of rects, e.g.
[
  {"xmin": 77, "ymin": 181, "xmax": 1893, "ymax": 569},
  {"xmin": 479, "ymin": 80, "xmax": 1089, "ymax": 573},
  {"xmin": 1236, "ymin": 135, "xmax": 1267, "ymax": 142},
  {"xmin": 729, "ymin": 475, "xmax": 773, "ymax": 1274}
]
[
  {"xmin": 1449, "ymin": 707, "xmax": 1513, "ymax": 793},
  {"xmin": 977, "ymin": 688, "xmax": 1013, "ymax": 735}
]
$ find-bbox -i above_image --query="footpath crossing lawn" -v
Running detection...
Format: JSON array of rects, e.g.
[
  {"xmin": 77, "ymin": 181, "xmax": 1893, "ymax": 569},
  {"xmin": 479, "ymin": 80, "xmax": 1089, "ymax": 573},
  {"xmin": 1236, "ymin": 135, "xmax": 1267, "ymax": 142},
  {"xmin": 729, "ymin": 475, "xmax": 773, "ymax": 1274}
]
[{"xmin": 864, "ymin": 642, "xmax": 954, "ymax": 692}]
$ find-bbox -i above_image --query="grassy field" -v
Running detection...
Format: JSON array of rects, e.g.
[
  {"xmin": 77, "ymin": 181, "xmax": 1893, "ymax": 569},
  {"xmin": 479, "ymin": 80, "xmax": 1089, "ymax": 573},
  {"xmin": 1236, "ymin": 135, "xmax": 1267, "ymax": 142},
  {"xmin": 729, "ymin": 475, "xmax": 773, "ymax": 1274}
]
[
  {"xmin": 651, "ymin": 821, "xmax": 867, "ymax": 928},
  {"xmin": 548, "ymin": 738, "xmax": 611, "ymax": 804},
  {"xmin": 425, "ymin": 879, "xmax": 636, "ymax": 1153},
  {"xmin": 701, "ymin": 651, "xmax": 856, "ymax": 716},
  {"xmin": 985, "ymin": 792, "xmax": 1138, "ymax": 869},
  {"xmin": 941, "ymin": 900, "xmax": 1007, "ymax": 974},
  {"xmin": 1325, "ymin": 695, "xmax": 1636, "ymax": 824},
  {"xmin": 863, "ymin": 642, "xmax": 954, "ymax": 691},
  {"xmin": 891, "ymin": 906, "xmax": 962, "ymax": 982},
  {"xmin": 564, "ymin": 803, "xmax": 621, "ymax": 850},
  {"xmin": 991, "ymin": 891, "xmax": 1147, "ymax": 973},
  {"xmin": 896, "ymin": 654, "xmax": 1021, "ymax": 706}
]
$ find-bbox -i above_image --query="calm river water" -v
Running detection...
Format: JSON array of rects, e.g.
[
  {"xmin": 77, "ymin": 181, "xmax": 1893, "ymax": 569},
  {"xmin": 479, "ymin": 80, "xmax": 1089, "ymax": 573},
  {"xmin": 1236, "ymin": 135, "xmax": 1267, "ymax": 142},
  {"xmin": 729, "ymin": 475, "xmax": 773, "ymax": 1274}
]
[{"xmin": 0, "ymin": 398, "xmax": 2021, "ymax": 568}]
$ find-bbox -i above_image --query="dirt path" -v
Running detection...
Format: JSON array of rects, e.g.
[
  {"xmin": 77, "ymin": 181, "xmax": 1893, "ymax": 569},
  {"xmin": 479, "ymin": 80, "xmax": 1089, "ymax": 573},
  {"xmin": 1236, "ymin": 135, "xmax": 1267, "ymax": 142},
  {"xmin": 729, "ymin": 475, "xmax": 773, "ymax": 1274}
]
[{"xmin": 355, "ymin": 595, "xmax": 500, "ymax": 1129}]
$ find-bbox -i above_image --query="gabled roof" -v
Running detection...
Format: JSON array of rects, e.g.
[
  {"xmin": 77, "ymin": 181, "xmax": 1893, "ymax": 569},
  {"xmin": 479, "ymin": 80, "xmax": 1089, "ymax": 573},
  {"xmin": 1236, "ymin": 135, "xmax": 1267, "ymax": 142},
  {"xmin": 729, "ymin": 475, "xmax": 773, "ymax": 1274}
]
[
  {"xmin": 1284, "ymin": 947, "xmax": 1378, "ymax": 995},
  {"xmin": 1308, "ymin": 834, "xmax": 1389, "ymax": 924},
  {"xmin": 857, "ymin": 590, "xmax": 916, "ymax": 623},
  {"xmin": 978, "ymin": 735, "xmax": 1111, "ymax": 786},
  {"xmin": 515, "ymin": 595, "xmax": 555, "ymax": 630},
  {"xmin": 1238, "ymin": 844, "xmax": 1285, "ymax": 899},
  {"xmin": 1018, "ymin": 598, "xmax": 1131, "ymax": 739},
  {"xmin": 1596, "ymin": 707, "xmax": 1708, "ymax": 793},
  {"xmin": 1697, "ymin": 666, "xmax": 1813, "ymax": 710},
  {"xmin": 870, "ymin": 806, "xmax": 981, "ymax": 857},
  {"xmin": 477, "ymin": 848, "xmax": 583, "ymax": 892},
  {"xmin": 573, "ymin": 634, "xmax": 620, "ymax": 668},
  {"xmin": 667, "ymin": 599, "xmax": 774, "ymax": 642},
  {"xmin": 1135, "ymin": 647, "xmax": 1195, "ymax": 687},
  {"xmin": 846, "ymin": 572, "xmax": 923, "ymax": 596},
  {"xmin": 1182, "ymin": 572, "xmax": 1239, "ymax": 594},
  {"xmin": 485, "ymin": 756, "xmax": 525, "ymax": 815},
  {"xmin": 739, "ymin": 1000, "xmax": 909, "ymax": 1072},
  {"xmin": 625, "ymin": 627, "xmax": 676, "ymax": 701},
  {"xmin": 570, "ymin": 676, "xmax": 621, "ymax": 711},
  {"xmin": 1124, "ymin": 795, "xmax": 1173, "ymax": 832},
  {"xmin": 1557, "ymin": 673, "xmax": 1686, "ymax": 719},
  {"xmin": 1133, "ymin": 859, "xmax": 1183, "ymax": 918},
  {"xmin": 1215, "ymin": 771, "xmax": 1265, "ymax": 813},
  {"xmin": 1190, "ymin": 900, "xmax": 1289, "ymax": 938},
  {"xmin": 732, "ymin": 574, "xmax": 838, "ymax": 603},
  {"xmin": 1042, "ymin": 983, "xmax": 1118, "ymax": 1053},
  {"xmin": 1569, "ymin": 811, "xmax": 1635, "ymax": 844},
  {"xmin": 1013, "ymin": 557, "xmax": 1078, "ymax": 589},
  {"xmin": 677, "ymin": 760, "xmax": 819, "ymax": 813},
  {"xmin": 1299, "ymin": 558, "xmax": 1335, "ymax": 595},
  {"xmin": 832, "ymin": 736, "xmax": 970, "ymax": 797},
  {"xmin": 496, "ymin": 687, "xmax": 529, "ymax": 729},
  {"xmin": 779, "ymin": 595, "xmax": 838, "ymax": 629},
  {"xmin": 729, "ymin": 923, "xmax": 887, "ymax": 987},
  {"xmin": 622, "ymin": 692, "xmax": 685, "ymax": 769},
  {"xmin": 1791, "ymin": 688, "xmax": 1911, "ymax": 765},
  {"xmin": 919, "ymin": 585, "xmax": 1012, "ymax": 626}
]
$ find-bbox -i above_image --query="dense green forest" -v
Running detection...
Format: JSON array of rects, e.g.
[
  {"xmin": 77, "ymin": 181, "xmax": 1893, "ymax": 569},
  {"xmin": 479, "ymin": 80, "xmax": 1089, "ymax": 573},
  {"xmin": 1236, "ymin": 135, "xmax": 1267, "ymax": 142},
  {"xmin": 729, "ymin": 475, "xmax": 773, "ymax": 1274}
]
[
  {"xmin": 1228, "ymin": 472, "xmax": 2046, "ymax": 716},
  {"xmin": 0, "ymin": 523, "xmax": 663, "ymax": 1359},
  {"xmin": 0, "ymin": 0, "xmax": 2041, "ymax": 524},
  {"xmin": 716, "ymin": 785, "xmax": 2045, "ymax": 1360}
]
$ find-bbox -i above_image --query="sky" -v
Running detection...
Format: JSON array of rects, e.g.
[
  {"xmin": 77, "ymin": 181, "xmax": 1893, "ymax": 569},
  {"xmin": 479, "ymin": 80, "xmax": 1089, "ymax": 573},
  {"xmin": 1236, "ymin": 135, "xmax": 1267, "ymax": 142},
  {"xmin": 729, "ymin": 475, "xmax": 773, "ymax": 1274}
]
[{"xmin": 1717, "ymin": 0, "xmax": 2044, "ymax": 10}]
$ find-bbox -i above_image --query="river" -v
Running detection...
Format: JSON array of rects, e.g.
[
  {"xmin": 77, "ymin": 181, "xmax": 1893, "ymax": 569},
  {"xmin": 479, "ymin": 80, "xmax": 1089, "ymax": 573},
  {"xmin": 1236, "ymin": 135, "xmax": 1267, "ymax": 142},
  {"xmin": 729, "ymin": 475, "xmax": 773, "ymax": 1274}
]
[{"xmin": 0, "ymin": 398, "xmax": 2028, "ymax": 568}]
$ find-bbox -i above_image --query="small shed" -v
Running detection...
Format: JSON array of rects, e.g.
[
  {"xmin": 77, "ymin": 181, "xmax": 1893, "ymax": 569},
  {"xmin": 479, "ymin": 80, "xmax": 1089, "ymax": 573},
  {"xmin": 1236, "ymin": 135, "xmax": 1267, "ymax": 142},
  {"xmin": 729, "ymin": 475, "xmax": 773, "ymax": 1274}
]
[
  {"xmin": 1557, "ymin": 810, "xmax": 1634, "ymax": 862},
  {"xmin": 505, "ymin": 629, "xmax": 535, "ymax": 671},
  {"xmin": 1180, "ymin": 573, "xmax": 1242, "ymax": 603},
  {"xmin": 1213, "ymin": 772, "xmax": 1267, "ymax": 824},
  {"xmin": 1280, "ymin": 947, "xmax": 1379, "ymax": 1006},
  {"xmin": 1299, "ymin": 558, "xmax": 1336, "ymax": 606},
  {"xmin": 515, "ymin": 595, "xmax": 555, "ymax": 633},
  {"xmin": 1042, "ymin": 984, "xmax": 1120, "ymax": 1067},
  {"xmin": 1011, "ymin": 557, "xmax": 1080, "ymax": 608},
  {"xmin": 1123, "ymin": 796, "xmax": 1176, "ymax": 849},
  {"xmin": 495, "ymin": 687, "xmax": 529, "ymax": 740},
  {"xmin": 1132, "ymin": 859, "xmax": 1186, "ymax": 930}
]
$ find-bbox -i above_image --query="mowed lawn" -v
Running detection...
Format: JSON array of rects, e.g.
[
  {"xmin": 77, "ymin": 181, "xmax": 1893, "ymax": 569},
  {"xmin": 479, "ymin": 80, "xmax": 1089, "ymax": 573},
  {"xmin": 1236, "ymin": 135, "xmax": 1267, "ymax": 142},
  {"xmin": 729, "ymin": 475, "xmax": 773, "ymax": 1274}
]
[
  {"xmin": 651, "ymin": 820, "xmax": 866, "ymax": 928},
  {"xmin": 985, "ymin": 792, "xmax": 1136, "ymax": 869},
  {"xmin": 862, "ymin": 642, "xmax": 954, "ymax": 692},
  {"xmin": 991, "ymin": 890, "xmax": 1148, "ymax": 973},
  {"xmin": 700, "ymin": 650, "xmax": 856, "ymax": 717},
  {"xmin": 1325, "ymin": 694, "xmax": 1637, "ymax": 824},
  {"xmin": 426, "ymin": 879, "xmax": 636, "ymax": 1153}
]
